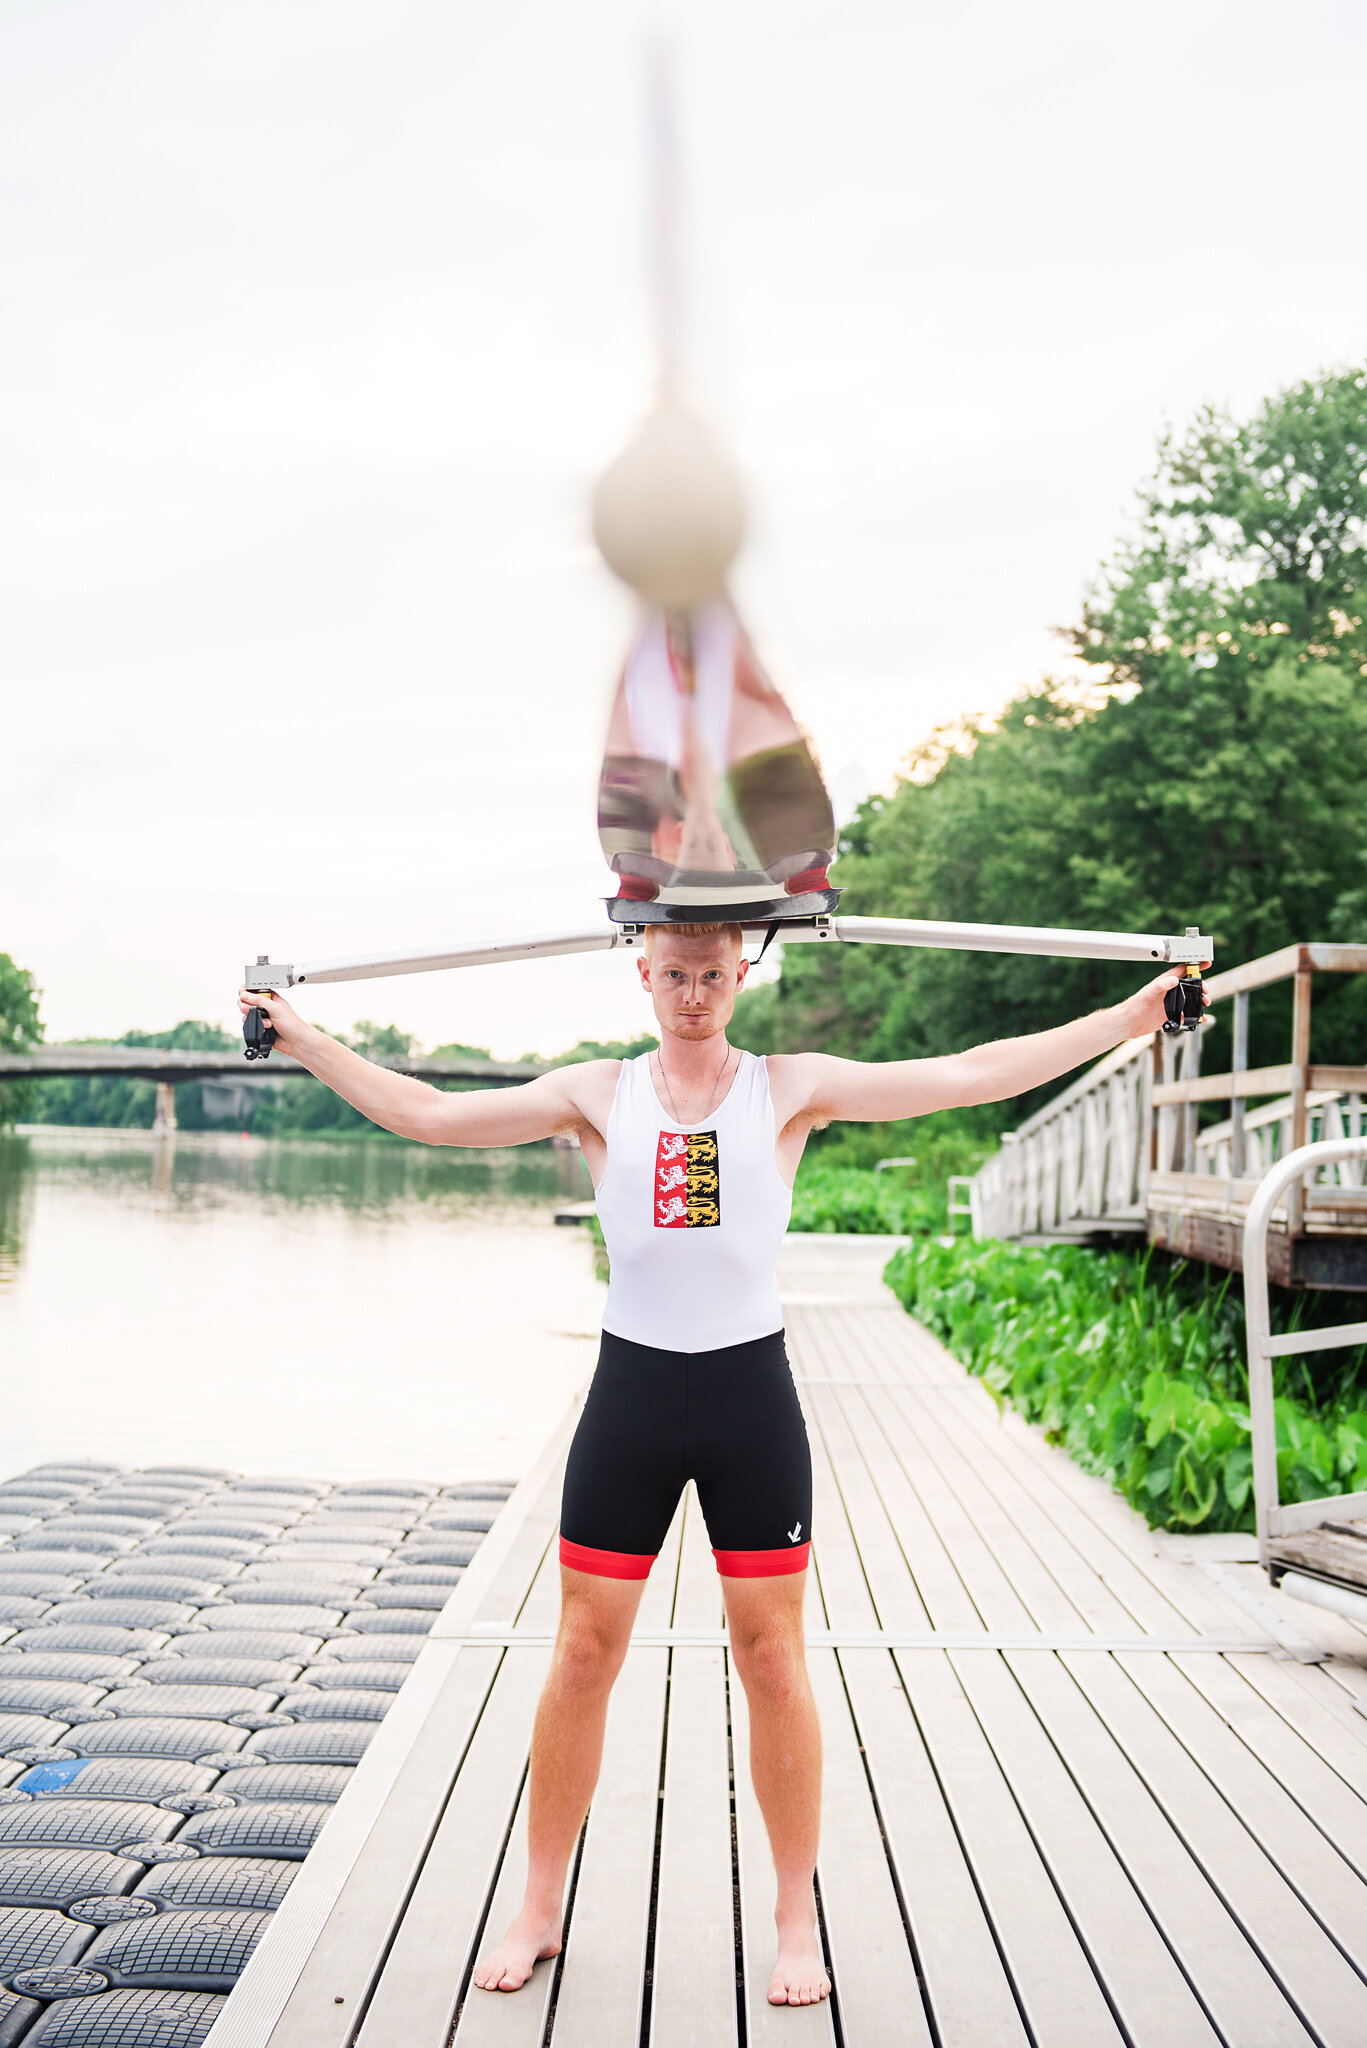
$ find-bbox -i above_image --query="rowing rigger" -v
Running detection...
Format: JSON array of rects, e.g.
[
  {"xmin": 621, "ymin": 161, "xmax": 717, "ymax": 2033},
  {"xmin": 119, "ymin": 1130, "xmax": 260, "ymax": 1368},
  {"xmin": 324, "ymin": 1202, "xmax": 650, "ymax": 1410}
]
[
  {"xmin": 241, "ymin": 913, "xmax": 1212, "ymax": 1058},
  {"xmin": 246, "ymin": 913, "xmax": 1212, "ymax": 992}
]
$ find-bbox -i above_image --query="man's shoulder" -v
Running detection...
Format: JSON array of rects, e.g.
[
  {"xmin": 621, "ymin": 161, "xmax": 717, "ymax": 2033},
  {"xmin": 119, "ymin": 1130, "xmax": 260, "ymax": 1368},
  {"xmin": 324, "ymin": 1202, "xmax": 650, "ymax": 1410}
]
[
  {"xmin": 762, "ymin": 1049, "xmax": 832, "ymax": 1116},
  {"xmin": 763, "ymin": 1050, "xmax": 834, "ymax": 1077}
]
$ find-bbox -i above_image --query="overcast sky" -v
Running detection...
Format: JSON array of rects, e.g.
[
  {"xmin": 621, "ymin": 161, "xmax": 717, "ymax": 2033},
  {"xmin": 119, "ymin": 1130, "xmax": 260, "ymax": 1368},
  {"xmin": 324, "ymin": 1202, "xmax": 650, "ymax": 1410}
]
[{"xmin": 5, "ymin": 0, "xmax": 1366, "ymax": 1057}]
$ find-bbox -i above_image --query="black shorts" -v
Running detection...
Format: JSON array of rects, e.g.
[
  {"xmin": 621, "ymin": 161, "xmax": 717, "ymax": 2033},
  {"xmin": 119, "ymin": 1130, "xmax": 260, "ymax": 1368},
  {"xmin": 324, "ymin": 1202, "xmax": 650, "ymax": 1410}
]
[{"xmin": 559, "ymin": 1328, "xmax": 812, "ymax": 1580}]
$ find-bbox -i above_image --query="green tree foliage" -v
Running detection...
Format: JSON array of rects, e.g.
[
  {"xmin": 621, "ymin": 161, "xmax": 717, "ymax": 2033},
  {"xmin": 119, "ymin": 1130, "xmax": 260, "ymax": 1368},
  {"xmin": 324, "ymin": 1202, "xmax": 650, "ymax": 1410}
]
[
  {"xmin": 0, "ymin": 955, "xmax": 44, "ymax": 1127},
  {"xmin": 761, "ymin": 364, "xmax": 1367, "ymax": 1133},
  {"xmin": 545, "ymin": 1033, "xmax": 659, "ymax": 1065},
  {"xmin": 27, "ymin": 1012, "xmax": 664, "ymax": 1140}
]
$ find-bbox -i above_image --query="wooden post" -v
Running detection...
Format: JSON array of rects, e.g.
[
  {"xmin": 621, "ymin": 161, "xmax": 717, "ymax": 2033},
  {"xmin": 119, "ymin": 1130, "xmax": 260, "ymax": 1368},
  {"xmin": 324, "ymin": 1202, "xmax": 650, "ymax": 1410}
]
[
  {"xmin": 152, "ymin": 1080, "xmax": 177, "ymax": 1135},
  {"xmin": 1230, "ymin": 990, "xmax": 1249, "ymax": 1181},
  {"xmin": 1287, "ymin": 966, "xmax": 1312, "ymax": 1235}
]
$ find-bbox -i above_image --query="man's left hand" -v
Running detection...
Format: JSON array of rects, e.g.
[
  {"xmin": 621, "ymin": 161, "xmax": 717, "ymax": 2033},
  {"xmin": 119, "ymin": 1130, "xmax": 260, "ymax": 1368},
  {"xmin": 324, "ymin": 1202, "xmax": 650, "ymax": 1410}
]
[{"xmin": 1117, "ymin": 964, "xmax": 1213, "ymax": 1039}]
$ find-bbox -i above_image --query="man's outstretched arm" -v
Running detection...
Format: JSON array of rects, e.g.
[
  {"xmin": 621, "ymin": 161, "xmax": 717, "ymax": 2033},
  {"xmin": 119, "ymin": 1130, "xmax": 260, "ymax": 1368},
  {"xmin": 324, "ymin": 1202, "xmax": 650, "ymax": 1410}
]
[
  {"xmin": 235, "ymin": 987, "xmax": 594, "ymax": 1146},
  {"xmin": 791, "ymin": 966, "xmax": 1208, "ymax": 1126}
]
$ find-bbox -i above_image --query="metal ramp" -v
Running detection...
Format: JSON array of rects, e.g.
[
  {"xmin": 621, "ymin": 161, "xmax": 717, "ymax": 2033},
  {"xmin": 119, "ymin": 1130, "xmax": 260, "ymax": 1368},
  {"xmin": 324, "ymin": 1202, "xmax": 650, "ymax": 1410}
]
[{"xmin": 1249, "ymin": 1138, "xmax": 1367, "ymax": 1646}]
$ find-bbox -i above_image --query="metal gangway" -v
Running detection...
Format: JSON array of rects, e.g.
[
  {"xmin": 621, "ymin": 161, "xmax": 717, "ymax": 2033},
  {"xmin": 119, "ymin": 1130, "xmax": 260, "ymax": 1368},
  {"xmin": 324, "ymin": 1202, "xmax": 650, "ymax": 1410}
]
[{"xmin": 1246, "ymin": 1137, "xmax": 1367, "ymax": 1630}]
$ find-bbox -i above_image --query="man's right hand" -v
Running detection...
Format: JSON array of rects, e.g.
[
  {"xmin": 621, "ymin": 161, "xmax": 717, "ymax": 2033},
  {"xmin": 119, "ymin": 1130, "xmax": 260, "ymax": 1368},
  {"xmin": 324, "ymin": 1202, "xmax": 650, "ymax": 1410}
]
[{"xmin": 237, "ymin": 985, "xmax": 311, "ymax": 1061}]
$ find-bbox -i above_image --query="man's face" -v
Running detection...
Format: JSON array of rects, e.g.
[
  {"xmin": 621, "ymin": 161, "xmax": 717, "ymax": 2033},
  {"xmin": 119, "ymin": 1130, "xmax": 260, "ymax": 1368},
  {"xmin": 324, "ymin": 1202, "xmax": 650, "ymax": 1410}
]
[{"xmin": 638, "ymin": 935, "xmax": 749, "ymax": 1042}]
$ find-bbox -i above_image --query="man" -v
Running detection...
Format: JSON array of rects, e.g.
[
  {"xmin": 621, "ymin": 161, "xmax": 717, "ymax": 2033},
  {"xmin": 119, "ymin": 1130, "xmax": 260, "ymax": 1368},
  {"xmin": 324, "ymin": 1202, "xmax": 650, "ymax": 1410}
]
[{"xmin": 239, "ymin": 923, "xmax": 1202, "ymax": 2007}]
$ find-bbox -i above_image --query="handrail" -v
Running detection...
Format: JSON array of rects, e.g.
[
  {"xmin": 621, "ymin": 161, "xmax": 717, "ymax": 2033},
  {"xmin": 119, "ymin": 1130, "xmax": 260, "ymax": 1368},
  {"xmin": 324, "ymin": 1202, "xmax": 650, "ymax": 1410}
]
[
  {"xmin": 1205, "ymin": 941, "xmax": 1367, "ymax": 1002},
  {"xmin": 1001, "ymin": 1032, "xmax": 1151, "ymax": 1144},
  {"xmin": 968, "ymin": 937, "xmax": 1367, "ymax": 1250},
  {"xmin": 1245, "ymin": 1137, "xmax": 1367, "ymax": 1566}
]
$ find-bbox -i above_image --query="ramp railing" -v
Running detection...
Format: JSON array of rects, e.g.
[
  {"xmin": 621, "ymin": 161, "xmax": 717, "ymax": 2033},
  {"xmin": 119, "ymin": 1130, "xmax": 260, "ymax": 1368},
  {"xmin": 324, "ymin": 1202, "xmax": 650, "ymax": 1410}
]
[
  {"xmin": 967, "ymin": 942, "xmax": 1367, "ymax": 1258},
  {"xmin": 1245, "ymin": 1140, "xmax": 1367, "ymax": 1614}
]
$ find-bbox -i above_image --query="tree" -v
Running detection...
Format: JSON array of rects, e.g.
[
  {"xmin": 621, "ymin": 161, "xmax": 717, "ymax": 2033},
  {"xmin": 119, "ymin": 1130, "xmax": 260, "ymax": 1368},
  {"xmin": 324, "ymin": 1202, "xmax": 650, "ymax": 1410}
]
[
  {"xmin": 758, "ymin": 364, "xmax": 1367, "ymax": 1125},
  {"xmin": 0, "ymin": 954, "xmax": 43, "ymax": 1128}
]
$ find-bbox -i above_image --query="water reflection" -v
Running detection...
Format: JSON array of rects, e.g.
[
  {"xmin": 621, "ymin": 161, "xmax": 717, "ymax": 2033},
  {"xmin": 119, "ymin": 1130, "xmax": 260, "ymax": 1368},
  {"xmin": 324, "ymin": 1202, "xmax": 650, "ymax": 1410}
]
[
  {"xmin": 0, "ymin": 1130, "xmax": 602, "ymax": 1484},
  {"xmin": 0, "ymin": 1137, "xmax": 33, "ymax": 1285},
  {"xmin": 1, "ymin": 1127, "xmax": 584, "ymax": 1239}
]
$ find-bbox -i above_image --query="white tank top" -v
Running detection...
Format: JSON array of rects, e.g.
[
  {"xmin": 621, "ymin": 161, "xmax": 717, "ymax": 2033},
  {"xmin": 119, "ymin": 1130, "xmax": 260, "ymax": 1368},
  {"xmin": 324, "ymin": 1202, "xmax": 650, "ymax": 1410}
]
[{"xmin": 595, "ymin": 1050, "xmax": 793, "ymax": 1352}]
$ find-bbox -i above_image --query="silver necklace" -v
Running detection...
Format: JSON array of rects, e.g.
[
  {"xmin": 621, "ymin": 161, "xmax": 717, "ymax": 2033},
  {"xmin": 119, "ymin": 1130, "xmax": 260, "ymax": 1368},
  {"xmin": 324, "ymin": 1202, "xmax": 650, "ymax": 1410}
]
[{"xmin": 653, "ymin": 1045, "xmax": 737, "ymax": 1127}]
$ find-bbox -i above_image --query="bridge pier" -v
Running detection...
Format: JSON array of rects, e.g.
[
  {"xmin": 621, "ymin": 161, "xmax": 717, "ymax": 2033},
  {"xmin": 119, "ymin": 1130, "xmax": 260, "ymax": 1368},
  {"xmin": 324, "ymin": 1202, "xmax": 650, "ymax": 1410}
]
[{"xmin": 152, "ymin": 1079, "xmax": 177, "ymax": 1135}]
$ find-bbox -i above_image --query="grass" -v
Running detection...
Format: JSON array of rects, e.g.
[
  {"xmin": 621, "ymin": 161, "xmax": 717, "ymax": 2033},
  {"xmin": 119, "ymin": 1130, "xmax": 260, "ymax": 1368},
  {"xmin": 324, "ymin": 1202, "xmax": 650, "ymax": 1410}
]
[{"xmin": 884, "ymin": 1235, "xmax": 1367, "ymax": 1533}]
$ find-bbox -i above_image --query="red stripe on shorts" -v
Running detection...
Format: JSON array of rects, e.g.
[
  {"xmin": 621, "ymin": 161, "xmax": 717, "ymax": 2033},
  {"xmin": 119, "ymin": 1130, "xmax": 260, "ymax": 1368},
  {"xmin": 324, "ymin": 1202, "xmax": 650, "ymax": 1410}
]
[
  {"xmin": 559, "ymin": 1536, "xmax": 656, "ymax": 1580},
  {"xmin": 712, "ymin": 1542, "xmax": 811, "ymax": 1578}
]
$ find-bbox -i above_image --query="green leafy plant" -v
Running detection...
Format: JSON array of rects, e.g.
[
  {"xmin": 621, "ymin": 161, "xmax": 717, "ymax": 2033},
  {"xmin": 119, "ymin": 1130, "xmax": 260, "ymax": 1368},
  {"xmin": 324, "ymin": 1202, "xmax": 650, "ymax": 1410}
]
[
  {"xmin": 788, "ymin": 1163, "xmax": 931, "ymax": 1236},
  {"xmin": 884, "ymin": 1237, "xmax": 1367, "ymax": 1532}
]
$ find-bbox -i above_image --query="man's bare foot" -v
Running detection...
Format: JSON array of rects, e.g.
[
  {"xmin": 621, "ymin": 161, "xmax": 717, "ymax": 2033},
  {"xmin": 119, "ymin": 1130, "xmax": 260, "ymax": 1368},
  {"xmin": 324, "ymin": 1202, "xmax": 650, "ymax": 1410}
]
[
  {"xmin": 472, "ymin": 1906, "xmax": 562, "ymax": 1992},
  {"xmin": 768, "ymin": 1913, "xmax": 831, "ymax": 2006}
]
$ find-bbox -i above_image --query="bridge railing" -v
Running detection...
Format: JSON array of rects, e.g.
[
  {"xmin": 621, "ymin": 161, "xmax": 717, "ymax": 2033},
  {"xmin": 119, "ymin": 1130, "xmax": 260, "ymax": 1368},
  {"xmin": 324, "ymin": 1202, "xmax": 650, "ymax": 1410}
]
[{"xmin": 968, "ymin": 941, "xmax": 1367, "ymax": 1258}]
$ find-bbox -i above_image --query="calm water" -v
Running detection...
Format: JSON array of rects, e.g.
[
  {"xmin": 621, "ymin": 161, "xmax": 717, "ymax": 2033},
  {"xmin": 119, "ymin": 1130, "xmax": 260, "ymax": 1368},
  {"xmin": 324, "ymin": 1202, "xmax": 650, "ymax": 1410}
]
[{"xmin": 0, "ymin": 1128, "xmax": 603, "ymax": 1484}]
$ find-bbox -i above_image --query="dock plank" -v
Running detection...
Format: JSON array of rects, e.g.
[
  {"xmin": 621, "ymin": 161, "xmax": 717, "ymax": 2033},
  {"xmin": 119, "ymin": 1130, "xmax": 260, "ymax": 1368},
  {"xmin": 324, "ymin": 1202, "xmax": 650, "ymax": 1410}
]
[
  {"xmin": 806, "ymin": 1387, "xmax": 931, "ymax": 1630},
  {"xmin": 650, "ymin": 1488, "xmax": 736, "ymax": 2048},
  {"xmin": 1010, "ymin": 1649, "xmax": 1317, "ymax": 2046},
  {"xmin": 896, "ymin": 1647, "xmax": 1125, "ymax": 2046},
  {"xmin": 649, "ymin": 1645, "xmax": 738, "ymax": 2048},
  {"xmin": 1220, "ymin": 1650, "xmax": 1367, "ymax": 1804},
  {"xmin": 952, "ymin": 1650, "xmax": 1223, "ymax": 2047},
  {"xmin": 1163, "ymin": 1651, "xmax": 1367, "ymax": 1879},
  {"xmin": 451, "ymin": 1772, "xmax": 558, "ymax": 2046},
  {"xmin": 842, "ymin": 1644, "xmax": 1029, "ymax": 2047},
  {"xmin": 806, "ymin": 1648, "xmax": 931, "ymax": 2048},
  {"xmin": 730, "ymin": 1659, "xmax": 836, "ymax": 2046},
  {"xmin": 549, "ymin": 1647, "xmax": 669, "ymax": 2048},
  {"xmin": 1069, "ymin": 1650, "xmax": 1367, "ymax": 2038},
  {"xmin": 354, "ymin": 1647, "xmax": 549, "ymax": 2048}
]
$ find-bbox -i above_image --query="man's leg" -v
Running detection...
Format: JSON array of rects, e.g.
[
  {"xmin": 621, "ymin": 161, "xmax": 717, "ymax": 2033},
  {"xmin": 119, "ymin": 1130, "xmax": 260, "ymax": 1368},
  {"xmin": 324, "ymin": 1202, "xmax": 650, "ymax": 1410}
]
[
  {"xmin": 722, "ymin": 1571, "xmax": 829, "ymax": 2007},
  {"xmin": 473, "ymin": 1565, "xmax": 647, "ymax": 1992}
]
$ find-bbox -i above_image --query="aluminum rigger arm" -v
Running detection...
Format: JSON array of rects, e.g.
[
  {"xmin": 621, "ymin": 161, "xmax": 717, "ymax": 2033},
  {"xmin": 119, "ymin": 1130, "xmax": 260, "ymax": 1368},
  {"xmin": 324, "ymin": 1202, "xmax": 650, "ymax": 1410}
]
[{"xmin": 240, "ymin": 915, "xmax": 1213, "ymax": 1059}]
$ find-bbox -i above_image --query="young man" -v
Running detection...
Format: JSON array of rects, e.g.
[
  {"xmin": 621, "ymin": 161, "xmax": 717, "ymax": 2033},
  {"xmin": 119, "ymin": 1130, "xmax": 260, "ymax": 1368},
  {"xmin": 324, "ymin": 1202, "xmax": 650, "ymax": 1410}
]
[{"xmin": 239, "ymin": 924, "xmax": 1202, "ymax": 2007}]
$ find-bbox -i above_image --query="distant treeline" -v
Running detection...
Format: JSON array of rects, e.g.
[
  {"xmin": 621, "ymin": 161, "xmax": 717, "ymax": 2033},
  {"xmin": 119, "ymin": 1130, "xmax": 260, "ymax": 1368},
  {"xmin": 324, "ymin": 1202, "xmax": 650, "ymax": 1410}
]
[{"xmin": 6, "ymin": 1020, "xmax": 660, "ymax": 1138}]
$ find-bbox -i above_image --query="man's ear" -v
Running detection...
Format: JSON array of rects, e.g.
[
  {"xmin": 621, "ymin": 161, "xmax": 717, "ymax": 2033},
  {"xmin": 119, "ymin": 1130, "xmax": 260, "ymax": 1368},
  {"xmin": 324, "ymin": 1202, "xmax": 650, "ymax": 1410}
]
[
  {"xmin": 637, "ymin": 952, "xmax": 652, "ymax": 990},
  {"xmin": 735, "ymin": 955, "xmax": 750, "ymax": 988}
]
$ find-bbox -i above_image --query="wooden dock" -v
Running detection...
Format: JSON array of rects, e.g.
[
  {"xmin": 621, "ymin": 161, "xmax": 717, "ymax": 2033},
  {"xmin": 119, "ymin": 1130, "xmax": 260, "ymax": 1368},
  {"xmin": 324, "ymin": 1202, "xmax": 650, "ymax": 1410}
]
[{"xmin": 206, "ymin": 1235, "xmax": 1367, "ymax": 2048}]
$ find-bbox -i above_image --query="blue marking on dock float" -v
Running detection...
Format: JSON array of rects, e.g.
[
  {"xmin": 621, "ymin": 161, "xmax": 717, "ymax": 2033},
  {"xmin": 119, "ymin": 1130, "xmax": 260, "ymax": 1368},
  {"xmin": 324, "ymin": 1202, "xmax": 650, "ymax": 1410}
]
[{"xmin": 17, "ymin": 1757, "xmax": 91, "ymax": 1792}]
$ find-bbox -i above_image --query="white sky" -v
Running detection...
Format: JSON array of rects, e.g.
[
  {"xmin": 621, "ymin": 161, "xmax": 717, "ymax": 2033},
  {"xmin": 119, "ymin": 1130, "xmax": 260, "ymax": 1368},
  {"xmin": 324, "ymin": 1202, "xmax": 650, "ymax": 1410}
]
[{"xmin": 5, "ymin": 0, "xmax": 1366, "ymax": 1058}]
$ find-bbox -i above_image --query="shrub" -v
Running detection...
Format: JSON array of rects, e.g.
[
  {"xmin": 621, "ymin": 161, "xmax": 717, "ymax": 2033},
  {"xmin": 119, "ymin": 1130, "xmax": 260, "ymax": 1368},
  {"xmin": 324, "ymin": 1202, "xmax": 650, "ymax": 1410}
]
[
  {"xmin": 788, "ymin": 1163, "xmax": 928, "ymax": 1236},
  {"xmin": 884, "ymin": 1236, "xmax": 1367, "ymax": 1532}
]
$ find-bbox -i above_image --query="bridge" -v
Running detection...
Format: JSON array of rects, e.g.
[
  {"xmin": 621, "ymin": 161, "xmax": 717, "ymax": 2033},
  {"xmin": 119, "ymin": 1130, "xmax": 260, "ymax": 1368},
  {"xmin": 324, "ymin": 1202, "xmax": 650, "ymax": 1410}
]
[
  {"xmin": 965, "ymin": 941, "xmax": 1367, "ymax": 1288},
  {"xmin": 0, "ymin": 1046, "xmax": 547, "ymax": 1132}
]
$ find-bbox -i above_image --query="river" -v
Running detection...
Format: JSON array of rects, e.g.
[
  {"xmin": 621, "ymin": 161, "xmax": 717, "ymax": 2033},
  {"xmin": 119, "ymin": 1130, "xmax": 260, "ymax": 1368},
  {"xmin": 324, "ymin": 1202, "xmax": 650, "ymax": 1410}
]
[{"xmin": 0, "ymin": 1127, "xmax": 604, "ymax": 1485}]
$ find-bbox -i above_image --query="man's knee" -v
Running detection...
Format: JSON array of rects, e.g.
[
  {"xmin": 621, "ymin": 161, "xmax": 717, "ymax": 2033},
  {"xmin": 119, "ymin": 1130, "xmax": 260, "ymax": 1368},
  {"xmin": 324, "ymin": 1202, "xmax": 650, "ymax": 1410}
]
[
  {"xmin": 551, "ymin": 1606, "xmax": 631, "ymax": 1693},
  {"xmin": 730, "ymin": 1617, "xmax": 807, "ymax": 1702}
]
